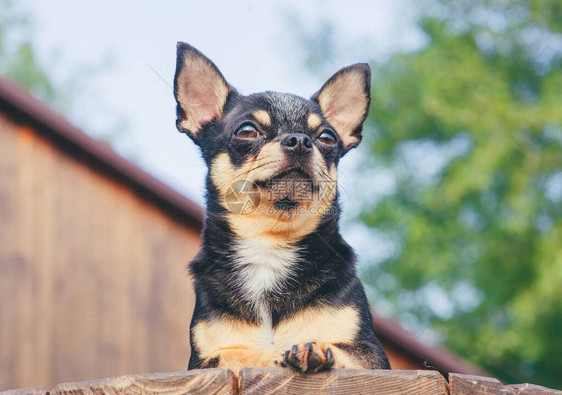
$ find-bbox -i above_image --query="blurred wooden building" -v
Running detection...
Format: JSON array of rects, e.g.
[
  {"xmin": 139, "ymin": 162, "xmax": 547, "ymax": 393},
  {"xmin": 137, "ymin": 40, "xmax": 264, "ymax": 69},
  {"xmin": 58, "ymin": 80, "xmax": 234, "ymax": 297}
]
[{"xmin": 0, "ymin": 78, "xmax": 484, "ymax": 390}]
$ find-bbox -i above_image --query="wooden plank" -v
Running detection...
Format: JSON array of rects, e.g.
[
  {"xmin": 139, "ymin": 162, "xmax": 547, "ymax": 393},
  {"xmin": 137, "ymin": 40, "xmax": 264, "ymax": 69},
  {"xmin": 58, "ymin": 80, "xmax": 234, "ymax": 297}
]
[
  {"xmin": 50, "ymin": 369, "xmax": 236, "ymax": 395},
  {"xmin": 239, "ymin": 368, "xmax": 448, "ymax": 394},
  {"xmin": 450, "ymin": 374, "xmax": 513, "ymax": 394},
  {"xmin": 449, "ymin": 373, "xmax": 562, "ymax": 394},
  {"xmin": 4, "ymin": 370, "xmax": 562, "ymax": 394},
  {"xmin": 507, "ymin": 383, "xmax": 562, "ymax": 394},
  {"xmin": 0, "ymin": 386, "xmax": 48, "ymax": 394}
]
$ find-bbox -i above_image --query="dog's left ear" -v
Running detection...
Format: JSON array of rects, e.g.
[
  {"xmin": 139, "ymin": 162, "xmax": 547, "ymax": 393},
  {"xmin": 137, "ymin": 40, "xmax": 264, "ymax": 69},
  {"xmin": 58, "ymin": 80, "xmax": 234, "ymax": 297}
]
[
  {"xmin": 312, "ymin": 64, "xmax": 371, "ymax": 154},
  {"xmin": 174, "ymin": 42, "xmax": 234, "ymax": 143}
]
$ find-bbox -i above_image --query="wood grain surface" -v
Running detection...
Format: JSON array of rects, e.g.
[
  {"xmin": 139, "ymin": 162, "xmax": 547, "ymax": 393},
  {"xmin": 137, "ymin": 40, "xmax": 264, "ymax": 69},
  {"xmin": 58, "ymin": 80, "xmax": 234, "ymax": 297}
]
[
  {"xmin": 49, "ymin": 370, "xmax": 236, "ymax": 395},
  {"xmin": 450, "ymin": 373, "xmax": 562, "ymax": 394},
  {"xmin": 3, "ymin": 369, "xmax": 561, "ymax": 394},
  {"xmin": 239, "ymin": 368, "xmax": 448, "ymax": 395}
]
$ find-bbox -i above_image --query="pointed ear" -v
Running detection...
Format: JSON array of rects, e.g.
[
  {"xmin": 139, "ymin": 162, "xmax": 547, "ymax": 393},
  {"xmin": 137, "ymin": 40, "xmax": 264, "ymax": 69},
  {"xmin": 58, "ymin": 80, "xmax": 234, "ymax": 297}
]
[
  {"xmin": 312, "ymin": 63, "xmax": 371, "ymax": 153},
  {"xmin": 174, "ymin": 42, "xmax": 233, "ymax": 143}
]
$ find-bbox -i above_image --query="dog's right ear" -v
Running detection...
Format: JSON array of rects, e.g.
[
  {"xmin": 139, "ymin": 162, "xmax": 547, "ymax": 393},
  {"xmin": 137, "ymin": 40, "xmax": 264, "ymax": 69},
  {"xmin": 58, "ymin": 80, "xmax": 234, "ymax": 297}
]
[{"xmin": 174, "ymin": 42, "xmax": 233, "ymax": 143}]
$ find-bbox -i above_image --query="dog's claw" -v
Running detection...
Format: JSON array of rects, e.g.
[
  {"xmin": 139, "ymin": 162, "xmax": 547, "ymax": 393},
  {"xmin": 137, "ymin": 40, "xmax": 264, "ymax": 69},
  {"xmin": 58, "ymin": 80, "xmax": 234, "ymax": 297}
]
[
  {"xmin": 326, "ymin": 348, "xmax": 333, "ymax": 363},
  {"xmin": 281, "ymin": 350, "xmax": 290, "ymax": 367},
  {"xmin": 288, "ymin": 345, "xmax": 302, "ymax": 370},
  {"xmin": 323, "ymin": 348, "xmax": 335, "ymax": 370}
]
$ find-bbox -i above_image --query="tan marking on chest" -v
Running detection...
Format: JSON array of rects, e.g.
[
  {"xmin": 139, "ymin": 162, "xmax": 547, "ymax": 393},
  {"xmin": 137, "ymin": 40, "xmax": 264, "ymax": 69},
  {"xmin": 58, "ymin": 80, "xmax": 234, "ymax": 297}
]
[
  {"xmin": 192, "ymin": 306, "xmax": 360, "ymax": 360},
  {"xmin": 192, "ymin": 318, "xmax": 262, "ymax": 359},
  {"xmin": 274, "ymin": 306, "xmax": 360, "ymax": 348}
]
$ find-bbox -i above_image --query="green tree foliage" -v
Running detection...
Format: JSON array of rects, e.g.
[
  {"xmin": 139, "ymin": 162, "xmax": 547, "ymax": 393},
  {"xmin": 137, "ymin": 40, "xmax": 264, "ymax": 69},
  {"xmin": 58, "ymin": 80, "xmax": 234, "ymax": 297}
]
[
  {"xmin": 0, "ymin": 0, "xmax": 64, "ymax": 107},
  {"xmin": 0, "ymin": 0, "xmax": 127, "ymax": 147},
  {"xmin": 360, "ymin": 0, "xmax": 562, "ymax": 387}
]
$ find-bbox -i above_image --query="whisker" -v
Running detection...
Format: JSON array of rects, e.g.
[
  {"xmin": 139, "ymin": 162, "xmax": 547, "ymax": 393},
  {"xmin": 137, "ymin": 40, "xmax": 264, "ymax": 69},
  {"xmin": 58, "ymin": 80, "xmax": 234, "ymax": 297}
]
[
  {"xmin": 235, "ymin": 159, "xmax": 285, "ymax": 178},
  {"xmin": 271, "ymin": 209, "xmax": 285, "ymax": 230}
]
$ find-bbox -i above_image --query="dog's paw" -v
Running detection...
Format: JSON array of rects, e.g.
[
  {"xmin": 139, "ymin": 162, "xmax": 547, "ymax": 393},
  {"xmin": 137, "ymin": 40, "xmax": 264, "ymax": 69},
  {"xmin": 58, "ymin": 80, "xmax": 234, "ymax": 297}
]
[{"xmin": 281, "ymin": 342, "xmax": 335, "ymax": 373}]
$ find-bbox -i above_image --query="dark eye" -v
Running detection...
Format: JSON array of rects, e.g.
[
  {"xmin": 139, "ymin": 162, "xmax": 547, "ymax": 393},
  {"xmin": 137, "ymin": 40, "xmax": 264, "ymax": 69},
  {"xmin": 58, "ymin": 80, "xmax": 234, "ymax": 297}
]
[
  {"xmin": 235, "ymin": 124, "xmax": 259, "ymax": 139},
  {"xmin": 317, "ymin": 130, "xmax": 337, "ymax": 146}
]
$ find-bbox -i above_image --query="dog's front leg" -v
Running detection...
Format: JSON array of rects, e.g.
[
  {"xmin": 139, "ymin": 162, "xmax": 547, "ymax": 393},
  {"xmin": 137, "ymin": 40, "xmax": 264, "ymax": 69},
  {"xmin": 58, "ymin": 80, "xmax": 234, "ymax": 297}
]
[{"xmin": 200, "ymin": 346, "xmax": 287, "ymax": 374}]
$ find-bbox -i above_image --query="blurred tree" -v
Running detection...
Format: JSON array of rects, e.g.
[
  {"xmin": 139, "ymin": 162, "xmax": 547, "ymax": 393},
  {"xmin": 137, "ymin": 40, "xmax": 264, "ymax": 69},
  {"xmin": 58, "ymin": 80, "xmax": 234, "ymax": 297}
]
[
  {"xmin": 0, "ymin": 0, "xmax": 66, "ymax": 108},
  {"xmin": 359, "ymin": 0, "xmax": 562, "ymax": 387},
  {"xmin": 0, "ymin": 0, "xmax": 128, "ymax": 148}
]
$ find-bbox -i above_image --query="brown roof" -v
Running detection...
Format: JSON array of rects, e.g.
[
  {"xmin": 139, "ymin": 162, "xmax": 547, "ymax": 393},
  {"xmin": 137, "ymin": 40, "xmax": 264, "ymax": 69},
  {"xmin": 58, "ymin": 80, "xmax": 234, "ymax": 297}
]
[
  {"xmin": 1, "ymin": 76, "xmax": 484, "ymax": 377},
  {"xmin": 0, "ymin": 77, "xmax": 203, "ymax": 229}
]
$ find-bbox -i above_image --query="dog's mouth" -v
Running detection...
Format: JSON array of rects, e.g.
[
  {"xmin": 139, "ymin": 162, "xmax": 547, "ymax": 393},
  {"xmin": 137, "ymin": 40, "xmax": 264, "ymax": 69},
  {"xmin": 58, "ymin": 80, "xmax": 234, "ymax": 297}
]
[
  {"xmin": 255, "ymin": 168, "xmax": 312, "ymax": 187},
  {"xmin": 254, "ymin": 168, "xmax": 314, "ymax": 208},
  {"xmin": 273, "ymin": 198, "xmax": 299, "ymax": 211}
]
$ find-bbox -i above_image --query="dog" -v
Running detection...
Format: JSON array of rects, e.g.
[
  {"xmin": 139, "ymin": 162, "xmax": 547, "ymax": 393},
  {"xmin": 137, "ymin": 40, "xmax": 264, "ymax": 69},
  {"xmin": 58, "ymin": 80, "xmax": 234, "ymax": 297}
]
[{"xmin": 173, "ymin": 42, "xmax": 390, "ymax": 374}]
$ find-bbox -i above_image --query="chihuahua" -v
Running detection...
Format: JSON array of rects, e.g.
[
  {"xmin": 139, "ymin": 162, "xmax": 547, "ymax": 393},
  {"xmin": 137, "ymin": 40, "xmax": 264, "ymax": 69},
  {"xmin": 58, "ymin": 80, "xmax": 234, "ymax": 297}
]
[{"xmin": 173, "ymin": 42, "xmax": 390, "ymax": 374}]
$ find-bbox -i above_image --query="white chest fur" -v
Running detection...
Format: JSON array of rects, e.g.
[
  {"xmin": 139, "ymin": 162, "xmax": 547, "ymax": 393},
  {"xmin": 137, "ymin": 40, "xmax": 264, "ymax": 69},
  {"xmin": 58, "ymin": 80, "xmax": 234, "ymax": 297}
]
[
  {"xmin": 234, "ymin": 237, "xmax": 299, "ymax": 347},
  {"xmin": 234, "ymin": 237, "xmax": 299, "ymax": 304}
]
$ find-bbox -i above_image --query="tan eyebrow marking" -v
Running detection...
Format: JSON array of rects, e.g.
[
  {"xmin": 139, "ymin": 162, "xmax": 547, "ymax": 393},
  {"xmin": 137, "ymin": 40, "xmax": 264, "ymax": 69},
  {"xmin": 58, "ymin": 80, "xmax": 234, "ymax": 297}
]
[
  {"xmin": 252, "ymin": 110, "xmax": 271, "ymax": 127},
  {"xmin": 307, "ymin": 113, "xmax": 323, "ymax": 129}
]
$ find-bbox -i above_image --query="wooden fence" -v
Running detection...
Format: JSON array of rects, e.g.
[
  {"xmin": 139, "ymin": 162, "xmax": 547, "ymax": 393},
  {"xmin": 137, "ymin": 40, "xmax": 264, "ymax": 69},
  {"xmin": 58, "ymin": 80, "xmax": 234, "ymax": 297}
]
[{"xmin": 2, "ymin": 368, "xmax": 560, "ymax": 394}]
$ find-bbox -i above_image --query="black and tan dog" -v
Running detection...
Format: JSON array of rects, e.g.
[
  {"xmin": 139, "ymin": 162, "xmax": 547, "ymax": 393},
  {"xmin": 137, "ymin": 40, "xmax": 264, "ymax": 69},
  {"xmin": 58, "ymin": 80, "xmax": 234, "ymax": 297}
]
[{"xmin": 173, "ymin": 42, "xmax": 390, "ymax": 374}]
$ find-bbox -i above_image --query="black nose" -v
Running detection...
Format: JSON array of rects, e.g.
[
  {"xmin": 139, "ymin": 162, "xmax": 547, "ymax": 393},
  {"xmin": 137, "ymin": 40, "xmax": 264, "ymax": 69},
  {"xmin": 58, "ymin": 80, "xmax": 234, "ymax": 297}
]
[{"xmin": 281, "ymin": 133, "xmax": 313, "ymax": 154}]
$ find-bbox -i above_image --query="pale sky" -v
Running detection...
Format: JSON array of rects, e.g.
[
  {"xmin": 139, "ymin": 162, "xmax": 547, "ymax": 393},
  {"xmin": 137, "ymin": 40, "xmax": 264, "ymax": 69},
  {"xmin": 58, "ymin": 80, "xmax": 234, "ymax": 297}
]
[{"xmin": 21, "ymin": 0, "xmax": 422, "ymax": 206}]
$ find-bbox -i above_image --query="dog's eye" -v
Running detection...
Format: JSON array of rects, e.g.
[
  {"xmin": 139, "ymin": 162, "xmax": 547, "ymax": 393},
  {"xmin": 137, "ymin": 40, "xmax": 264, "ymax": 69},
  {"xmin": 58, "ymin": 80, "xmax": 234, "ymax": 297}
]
[
  {"xmin": 235, "ymin": 124, "xmax": 259, "ymax": 139},
  {"xmin": 317, "ymin": 130, "xmax": 337, "ymax": 146}
]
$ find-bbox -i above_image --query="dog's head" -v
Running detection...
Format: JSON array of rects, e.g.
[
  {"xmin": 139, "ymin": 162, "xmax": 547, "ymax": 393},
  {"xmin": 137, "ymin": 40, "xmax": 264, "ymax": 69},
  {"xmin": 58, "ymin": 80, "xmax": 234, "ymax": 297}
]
[{"xmin": 174, "ymin": 42, "xmax": 371, "ymax": 242}]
